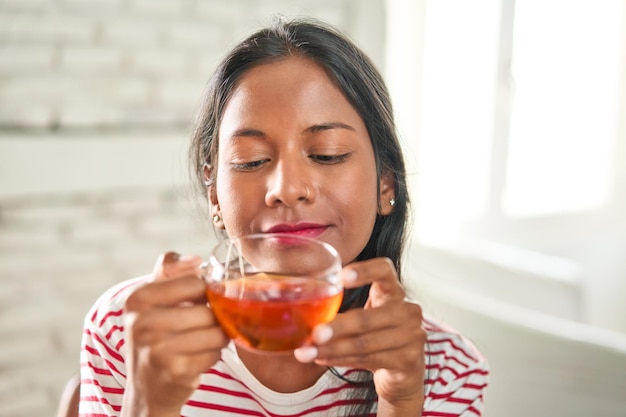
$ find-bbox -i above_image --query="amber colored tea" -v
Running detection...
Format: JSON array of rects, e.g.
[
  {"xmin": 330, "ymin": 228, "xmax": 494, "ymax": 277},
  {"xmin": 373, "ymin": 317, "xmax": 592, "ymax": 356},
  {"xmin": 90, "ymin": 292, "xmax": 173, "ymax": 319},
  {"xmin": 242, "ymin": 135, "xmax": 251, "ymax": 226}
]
[{"xmin": 206, "ymin": 273, "xmax": 343, "ymax": 352}]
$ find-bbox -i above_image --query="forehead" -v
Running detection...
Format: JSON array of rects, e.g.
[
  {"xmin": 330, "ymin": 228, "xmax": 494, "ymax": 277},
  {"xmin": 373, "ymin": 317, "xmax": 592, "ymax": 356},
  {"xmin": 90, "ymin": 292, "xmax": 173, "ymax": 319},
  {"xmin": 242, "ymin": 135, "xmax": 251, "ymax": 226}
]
[
  {"xmin": 219, "ymin": 56, "xmax": 364, "ymax": 135},
  {"xmin": 233, "ymin": 55, "xmax": 338, "ymax": 96}
]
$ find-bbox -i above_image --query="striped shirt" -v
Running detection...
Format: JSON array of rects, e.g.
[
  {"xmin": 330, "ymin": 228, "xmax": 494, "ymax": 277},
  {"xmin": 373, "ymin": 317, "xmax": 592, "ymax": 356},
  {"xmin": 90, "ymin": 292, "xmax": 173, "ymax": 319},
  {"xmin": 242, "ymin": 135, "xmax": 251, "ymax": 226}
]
[{"xmin": 79, "ymin": 276, "xmax": 489, "ymax": 416}]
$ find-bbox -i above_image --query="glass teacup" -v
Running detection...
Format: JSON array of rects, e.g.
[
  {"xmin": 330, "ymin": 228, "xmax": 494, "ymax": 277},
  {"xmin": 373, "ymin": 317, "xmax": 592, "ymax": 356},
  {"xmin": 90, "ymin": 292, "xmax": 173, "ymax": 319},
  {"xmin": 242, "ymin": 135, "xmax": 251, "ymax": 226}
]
[{"xmin": 202, "ymin": 233, "xmax": 343, "ymax": 353}]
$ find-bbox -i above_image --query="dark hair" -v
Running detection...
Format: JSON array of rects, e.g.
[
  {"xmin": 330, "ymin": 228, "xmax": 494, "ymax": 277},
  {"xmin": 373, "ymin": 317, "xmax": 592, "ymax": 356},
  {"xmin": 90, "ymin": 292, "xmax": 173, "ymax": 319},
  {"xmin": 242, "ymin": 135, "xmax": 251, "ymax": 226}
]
[{"xmin": 189, "ymin": 16, "xmax": 410, "ymax": 415}]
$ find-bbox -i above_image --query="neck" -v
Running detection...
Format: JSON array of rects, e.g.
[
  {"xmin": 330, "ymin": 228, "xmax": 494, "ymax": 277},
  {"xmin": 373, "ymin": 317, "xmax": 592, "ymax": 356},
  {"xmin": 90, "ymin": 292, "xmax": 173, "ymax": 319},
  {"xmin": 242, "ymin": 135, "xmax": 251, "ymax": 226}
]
[{"xmin": 236, "ymin": 346, "xmax": 328, "ymax": 393}]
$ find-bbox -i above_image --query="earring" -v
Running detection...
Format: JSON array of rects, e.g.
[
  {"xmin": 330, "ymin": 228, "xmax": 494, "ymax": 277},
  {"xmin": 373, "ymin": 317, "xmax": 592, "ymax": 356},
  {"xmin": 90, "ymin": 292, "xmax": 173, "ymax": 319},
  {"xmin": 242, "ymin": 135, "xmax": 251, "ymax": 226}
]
[
  {"xmin": 212, "ymin": 214, "xmax": 221, "ymax": 223},
  {"xmin": 204, "ymin": 180, "xmax": 211, "ymax": 186},
  {"xmin": 390, "ymin": 198, "xmax": 396, "ymax": 207}
]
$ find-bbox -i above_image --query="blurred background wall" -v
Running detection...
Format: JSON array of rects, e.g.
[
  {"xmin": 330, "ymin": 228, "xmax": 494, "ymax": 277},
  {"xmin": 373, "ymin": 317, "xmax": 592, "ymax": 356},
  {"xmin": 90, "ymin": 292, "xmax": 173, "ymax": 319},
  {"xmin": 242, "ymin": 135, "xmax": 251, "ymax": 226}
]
[
  {"xmin": 2, "ymin": 0, "xmax": 626, "ymax": 416},
  {"xmin": 386, "ymin": 1, "xmax": 626, "ymax": 416},
  {"xmin": 0, "ymin": 1, "xmax": 385, "ymax": 416}
]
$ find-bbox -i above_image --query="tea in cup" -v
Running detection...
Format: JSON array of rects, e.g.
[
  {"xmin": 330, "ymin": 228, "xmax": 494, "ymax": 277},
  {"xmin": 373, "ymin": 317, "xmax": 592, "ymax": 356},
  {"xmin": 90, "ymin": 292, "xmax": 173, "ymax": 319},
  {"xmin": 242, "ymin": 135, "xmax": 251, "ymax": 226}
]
[{"xmin": 202, "ymin": 233, "xmax": 343, "ymax": 352}]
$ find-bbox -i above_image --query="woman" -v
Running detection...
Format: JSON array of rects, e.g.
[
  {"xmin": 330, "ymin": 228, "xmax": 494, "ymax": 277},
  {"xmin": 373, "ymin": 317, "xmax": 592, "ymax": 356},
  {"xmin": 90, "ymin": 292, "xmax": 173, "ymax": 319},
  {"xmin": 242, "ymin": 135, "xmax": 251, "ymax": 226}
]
[{"xmin": 80, "ymin": 17, "xmax": 489, "ymax": 417}]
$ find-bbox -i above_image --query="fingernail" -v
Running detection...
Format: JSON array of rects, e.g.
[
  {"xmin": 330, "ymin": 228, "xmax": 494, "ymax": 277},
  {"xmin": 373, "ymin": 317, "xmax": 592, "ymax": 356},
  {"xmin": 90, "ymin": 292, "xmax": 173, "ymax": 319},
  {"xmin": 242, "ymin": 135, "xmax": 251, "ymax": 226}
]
[
  {"xmin": 342, "ymin": 269, "xmax": 358, "ymax": 284},
  {"xmin": 162, "ymin": 252, "xmax": 180, "ymax": 264},
  {"xmin": 313, "ymin": 324, "xmax": 333, "ymax": 344},
  {"xmin": 294, "ymin": 346, "xmax": 318, "ymax": 363}
]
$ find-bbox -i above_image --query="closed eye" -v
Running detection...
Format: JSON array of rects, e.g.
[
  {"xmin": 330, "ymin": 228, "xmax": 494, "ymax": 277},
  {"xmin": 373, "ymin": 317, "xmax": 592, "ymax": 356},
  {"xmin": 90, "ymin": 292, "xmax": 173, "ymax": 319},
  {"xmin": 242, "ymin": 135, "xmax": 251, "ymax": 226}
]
[
  {"xmin": 309, "ymin": 153, "xmax": 350, "ymax": 164},
  {"xmin": 231, "ymin": 159, "xmax": 270, "ymax": 171}
]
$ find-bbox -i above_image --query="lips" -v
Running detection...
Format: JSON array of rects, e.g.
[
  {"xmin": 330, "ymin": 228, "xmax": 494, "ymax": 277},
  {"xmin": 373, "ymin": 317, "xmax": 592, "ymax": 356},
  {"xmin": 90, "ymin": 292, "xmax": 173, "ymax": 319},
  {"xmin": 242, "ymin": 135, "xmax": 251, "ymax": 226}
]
[{"xmin": 265, "ymin": 223, "xmax": 328, "ymax": 238}]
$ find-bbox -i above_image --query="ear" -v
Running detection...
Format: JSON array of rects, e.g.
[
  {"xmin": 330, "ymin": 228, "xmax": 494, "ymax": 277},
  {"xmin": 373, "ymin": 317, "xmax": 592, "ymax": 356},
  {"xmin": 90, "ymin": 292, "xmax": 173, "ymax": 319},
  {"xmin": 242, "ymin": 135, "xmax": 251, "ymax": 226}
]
[
  {"xmin": 378, "ymin": 172, "xmax": 396, "ymax": 216},
  {"xmin": 204, "ymin": 164, "xmax": 224, "ymax": 229}
]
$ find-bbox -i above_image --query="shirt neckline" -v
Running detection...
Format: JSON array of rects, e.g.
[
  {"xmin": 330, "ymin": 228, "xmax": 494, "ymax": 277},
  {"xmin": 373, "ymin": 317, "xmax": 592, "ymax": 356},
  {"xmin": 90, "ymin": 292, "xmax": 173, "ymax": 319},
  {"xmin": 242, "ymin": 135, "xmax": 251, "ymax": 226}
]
[{"xmin": 220, "ymin": 342, "xmax": 338, "ymax": 406}]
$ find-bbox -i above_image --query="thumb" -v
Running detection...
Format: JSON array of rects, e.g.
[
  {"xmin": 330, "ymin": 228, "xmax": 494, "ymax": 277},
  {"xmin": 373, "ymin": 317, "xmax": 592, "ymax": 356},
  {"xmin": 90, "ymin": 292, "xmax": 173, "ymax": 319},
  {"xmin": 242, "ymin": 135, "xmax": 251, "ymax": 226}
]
[{"xmin": 152, "ymin": 251, "xmax": 203, "ymax": 282}]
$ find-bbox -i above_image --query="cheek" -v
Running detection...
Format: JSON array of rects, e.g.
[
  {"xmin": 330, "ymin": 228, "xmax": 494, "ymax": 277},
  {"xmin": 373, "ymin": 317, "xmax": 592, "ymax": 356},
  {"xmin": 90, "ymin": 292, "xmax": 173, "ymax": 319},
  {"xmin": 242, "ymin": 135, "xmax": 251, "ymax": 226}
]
[
  {"xmin": 344, "ymin": 167, "xmax": 378, "ymax": 211},
  {"xmin": 330, "ymin": 170, "xmax": 379, "ymax": 247},
  {"xmin": 333, "ymin": 161, "xmax": 378, "ymax": 208},
  {"xmin": 215, "ymin": 175, "xmax": 250, "ymax": 235}
]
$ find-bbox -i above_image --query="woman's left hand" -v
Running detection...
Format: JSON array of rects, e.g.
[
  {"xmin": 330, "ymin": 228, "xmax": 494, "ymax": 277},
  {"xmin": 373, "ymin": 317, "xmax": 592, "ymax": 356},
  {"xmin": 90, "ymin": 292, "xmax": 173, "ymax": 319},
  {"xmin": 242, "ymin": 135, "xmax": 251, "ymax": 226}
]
[{"xmin": 295, "ymin": 257, "xmax": 426, "ymax": 415}]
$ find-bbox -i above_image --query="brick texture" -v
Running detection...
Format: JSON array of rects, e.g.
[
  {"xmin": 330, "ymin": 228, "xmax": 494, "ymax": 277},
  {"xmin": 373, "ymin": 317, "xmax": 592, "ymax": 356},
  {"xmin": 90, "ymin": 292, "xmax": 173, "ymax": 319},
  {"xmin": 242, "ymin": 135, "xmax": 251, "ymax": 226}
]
[
  {"xmin": 0, "ymin": 0, "xmax": 384, "ymax": 131},
  {"xmin": 0, "ymin": 189, "xmax": 219, "ymax": 416}
]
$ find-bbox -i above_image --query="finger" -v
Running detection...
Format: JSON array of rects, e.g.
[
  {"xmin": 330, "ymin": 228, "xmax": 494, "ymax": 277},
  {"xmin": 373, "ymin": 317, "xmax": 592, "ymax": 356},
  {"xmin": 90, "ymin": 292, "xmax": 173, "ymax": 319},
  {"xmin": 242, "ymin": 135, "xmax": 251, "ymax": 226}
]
[
  {"xmin": 314, "ymin": 311, "xmax": 424, "ymax": 363},
  {"xmin": 341, "ymin": 258, "xmax": 405, "ymax": 308},
  {"xmin": 315, "ymin": 342, "xmax": 425, "ymax": 372},
  {"xmin": 320, "ymin": 305, "xmax": 399, "ymax": 340},
  {"xmin": 312, "ymin": 307, "xmax": 426, "ymax": 370},
  {"xmin": 317, "ymin": 325, "xmax": 413, "ymax": 360},
  {"xmin": 293, "ymin": 309, "xmax": 390, "ymax": 362},
  {"xmin": 294, "ymin": 302, "xmax": 423, "ymax": 362},
  {"xmin": 154, "ymin": 327, "xmax": 230, "ymax": 355},
  {"xmin": 130, "ymin": 304, "xmax": 220, "ymax": 337},
  {"xmin": 126, "ymin": 276, "xmax": 208, "ymax": 311},
  {"xmin": 314, "ymin": 301, "xmax": 422, "ymax": 343},
  {"xmin": 341, "ymin": 257, "xmax": 403, "ymax": 294},
  {"xmin": 152, "ymin": 252, "xmax": 203, "ymax": 282},
  {"xmin": 148, "ymin": 349, "xmax": 225, "ymax": 384},
  {"xmin": 295, "ymin": 323, "xmax": 425, "ymax": 370}
]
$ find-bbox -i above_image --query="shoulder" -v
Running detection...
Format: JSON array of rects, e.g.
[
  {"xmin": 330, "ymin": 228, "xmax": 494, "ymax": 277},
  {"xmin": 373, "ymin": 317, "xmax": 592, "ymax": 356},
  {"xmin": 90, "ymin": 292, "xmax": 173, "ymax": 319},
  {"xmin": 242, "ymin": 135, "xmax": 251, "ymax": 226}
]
[
  {"xmin": 421, "ymin": 314, "xmax": 490, "ymax": 410},
  {"xmin": 423, "ymin": 314, "xmax": 488, "ymax": 369},
  {"xmin": 80, "ymin": 276, "xmax": 150, "ymax": 383},
  {"xmin": 84, "ymin": 275, "xmax": 149, "ymax": 330}
]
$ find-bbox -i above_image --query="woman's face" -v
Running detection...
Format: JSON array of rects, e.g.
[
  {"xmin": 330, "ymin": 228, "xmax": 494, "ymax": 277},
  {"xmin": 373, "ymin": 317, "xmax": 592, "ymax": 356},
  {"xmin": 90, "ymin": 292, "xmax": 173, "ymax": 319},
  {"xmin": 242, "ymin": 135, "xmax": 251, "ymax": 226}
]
[{"xmin": 210, "ymin": 56, "xmax": 394, "ymax": 265}]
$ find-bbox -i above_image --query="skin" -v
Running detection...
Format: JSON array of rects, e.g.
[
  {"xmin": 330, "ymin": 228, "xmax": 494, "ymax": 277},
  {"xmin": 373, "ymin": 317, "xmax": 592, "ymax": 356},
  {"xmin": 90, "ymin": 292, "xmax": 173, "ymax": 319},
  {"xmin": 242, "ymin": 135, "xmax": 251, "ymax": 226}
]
[{"xmin": 122, "ymin": 56, "xmax": 426, "ymax": 417}]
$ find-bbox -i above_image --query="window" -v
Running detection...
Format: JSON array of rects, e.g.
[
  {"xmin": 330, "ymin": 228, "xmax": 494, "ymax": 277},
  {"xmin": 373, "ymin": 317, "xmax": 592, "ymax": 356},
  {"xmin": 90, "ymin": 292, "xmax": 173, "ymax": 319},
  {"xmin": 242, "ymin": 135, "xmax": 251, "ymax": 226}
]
[
  {"xmin": 386, "ymin": 0, "xmax": 626, "ymax": 334},
  {"xmin": 505, "ymin": 0, "xmax": 623, "ymax": 216}
]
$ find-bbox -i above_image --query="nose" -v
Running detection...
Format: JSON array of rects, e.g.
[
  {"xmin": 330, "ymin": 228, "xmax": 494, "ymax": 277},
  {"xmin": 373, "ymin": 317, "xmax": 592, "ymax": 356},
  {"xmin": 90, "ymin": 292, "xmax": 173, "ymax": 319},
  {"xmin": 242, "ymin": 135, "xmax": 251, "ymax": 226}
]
[{"xmin": 264, "ymin": 159, "xmax": 313, "ymax": 207}]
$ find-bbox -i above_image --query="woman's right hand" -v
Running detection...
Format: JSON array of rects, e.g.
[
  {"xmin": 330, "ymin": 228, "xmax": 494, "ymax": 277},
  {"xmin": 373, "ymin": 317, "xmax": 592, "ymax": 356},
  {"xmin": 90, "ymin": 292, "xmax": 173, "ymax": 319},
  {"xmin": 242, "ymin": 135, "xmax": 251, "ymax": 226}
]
[{"xmin": 121, "ymin": 252, "xmax": 229, "ymax": 417}]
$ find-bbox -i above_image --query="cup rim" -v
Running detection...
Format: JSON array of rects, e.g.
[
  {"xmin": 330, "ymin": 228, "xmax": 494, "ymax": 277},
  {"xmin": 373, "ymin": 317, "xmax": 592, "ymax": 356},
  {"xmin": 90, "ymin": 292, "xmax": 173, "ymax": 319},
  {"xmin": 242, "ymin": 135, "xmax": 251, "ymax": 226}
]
[{"xmin": 206, "ymin": 233, "xmax": 342, "ymax": 282}]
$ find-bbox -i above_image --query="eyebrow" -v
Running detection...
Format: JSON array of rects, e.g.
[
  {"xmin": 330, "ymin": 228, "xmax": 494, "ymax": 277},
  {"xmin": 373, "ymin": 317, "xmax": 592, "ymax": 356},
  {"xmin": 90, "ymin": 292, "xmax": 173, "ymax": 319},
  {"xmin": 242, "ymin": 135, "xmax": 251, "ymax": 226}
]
[
  {"xmin": 227, "ymin": 122, "xmax": 356, "ymax": 140},
  {"xmin": 304, "ymin": 122, "xmax": 356, "ymax": 134},
  {"xmin": 229, "ymin": 128, "xmax": 265, "ymax": 138}
]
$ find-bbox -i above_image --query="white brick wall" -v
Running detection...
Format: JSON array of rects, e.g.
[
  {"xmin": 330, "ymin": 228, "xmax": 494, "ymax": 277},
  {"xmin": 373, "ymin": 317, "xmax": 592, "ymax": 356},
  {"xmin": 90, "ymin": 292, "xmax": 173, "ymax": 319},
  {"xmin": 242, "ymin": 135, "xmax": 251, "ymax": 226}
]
[
  {"xmin": 0, "ymin": 0, "xmax": 385, "ymax": 130},
  {"xmin": 0, "ymin": 189, "xmax": 219, "ymax": 417},
  {"xmin": 0, "ymin": 0, "xmax": 387, "ymax": 415}
]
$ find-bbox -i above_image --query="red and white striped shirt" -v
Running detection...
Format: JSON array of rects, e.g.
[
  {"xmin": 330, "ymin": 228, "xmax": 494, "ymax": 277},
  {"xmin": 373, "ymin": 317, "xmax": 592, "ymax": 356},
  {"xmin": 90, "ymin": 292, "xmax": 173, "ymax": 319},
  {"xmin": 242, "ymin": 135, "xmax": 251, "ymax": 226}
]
[{"xmin": 79, "ymin": 276, "xmax": 489, "ymax": 416}]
